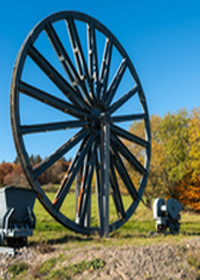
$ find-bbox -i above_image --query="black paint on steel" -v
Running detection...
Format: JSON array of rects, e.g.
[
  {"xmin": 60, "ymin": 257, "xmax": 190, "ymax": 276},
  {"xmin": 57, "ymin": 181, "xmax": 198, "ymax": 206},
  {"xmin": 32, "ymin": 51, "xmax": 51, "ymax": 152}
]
[{"xmin": 10, "ymin": 11, "xmax": 151, "ymax": 236}]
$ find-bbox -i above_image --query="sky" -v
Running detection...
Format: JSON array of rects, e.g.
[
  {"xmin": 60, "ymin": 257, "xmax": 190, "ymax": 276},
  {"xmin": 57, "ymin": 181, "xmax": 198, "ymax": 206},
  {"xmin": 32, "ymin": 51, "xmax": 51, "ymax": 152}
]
[{"xmin": 0, "ymin": 0, "xmax": 200, "ymax": 163}]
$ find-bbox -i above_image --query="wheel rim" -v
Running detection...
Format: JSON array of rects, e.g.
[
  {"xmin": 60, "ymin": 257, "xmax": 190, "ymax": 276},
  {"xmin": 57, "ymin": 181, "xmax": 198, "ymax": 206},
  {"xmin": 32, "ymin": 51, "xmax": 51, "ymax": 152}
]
[{"xmin": 10, "ymin": 11, "xmax": 151, "ymax": 235}]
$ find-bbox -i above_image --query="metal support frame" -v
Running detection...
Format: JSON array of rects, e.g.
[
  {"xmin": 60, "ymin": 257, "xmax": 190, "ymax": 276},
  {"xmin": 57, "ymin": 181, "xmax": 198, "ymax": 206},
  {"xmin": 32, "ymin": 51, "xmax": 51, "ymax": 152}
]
[{"xmin": 100, "ymin": 113, "xmax": 110, "ymax": 237}]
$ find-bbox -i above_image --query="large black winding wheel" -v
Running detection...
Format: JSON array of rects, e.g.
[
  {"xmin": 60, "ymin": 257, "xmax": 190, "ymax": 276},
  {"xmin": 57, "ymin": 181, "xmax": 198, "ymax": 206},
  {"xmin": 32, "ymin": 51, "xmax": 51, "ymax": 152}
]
[{"xmin": 10, "ymin": 11, "xmax": 151, "ymax": 236}]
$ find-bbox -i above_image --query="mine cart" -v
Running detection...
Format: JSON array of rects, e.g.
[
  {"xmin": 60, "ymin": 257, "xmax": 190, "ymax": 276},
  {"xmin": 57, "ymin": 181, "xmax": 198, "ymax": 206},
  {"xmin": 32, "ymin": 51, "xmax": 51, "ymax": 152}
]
[{"xmin": 0, "ymin": 186, "xmax": 36, "ymax": 247}]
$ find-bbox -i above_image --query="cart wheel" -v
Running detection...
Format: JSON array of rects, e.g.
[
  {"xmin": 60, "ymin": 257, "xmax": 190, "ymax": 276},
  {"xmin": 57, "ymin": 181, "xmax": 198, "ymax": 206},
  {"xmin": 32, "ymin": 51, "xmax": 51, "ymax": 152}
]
[
  {"xmin": 169, "ymin": 222, "xmax": 180, "ymax": 233},
  {"xmin": 156, "ymin": 224, "xmax": 167, "ymax": 233},
  {"xmin": 10, "ymin": 11, "xmax": 151, "ymax": 236}
]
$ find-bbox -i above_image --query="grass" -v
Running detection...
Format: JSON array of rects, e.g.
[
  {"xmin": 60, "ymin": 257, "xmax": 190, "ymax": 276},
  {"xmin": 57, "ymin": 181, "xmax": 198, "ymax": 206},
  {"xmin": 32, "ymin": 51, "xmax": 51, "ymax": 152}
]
[
  {"xmin": 38, "ymin": 257, "xmax": 57, "ymax": 275},
  {"xmin": 30, "ymin": 191, "xmax": 154, "ymax": 245},
  {"xmin": 28, "ymin": 188, "xmax": 200, "ymax": 247},
  {"xmin": 185, "ymin": 244, "xmax": 200, "ymax": 279},
  {"xmin": 3, "ymin": 189, "xmax": 200, "ymax": 280},
  {"xmin": 68, "ymin": 257, "xmax": 106, "ymax": 274},
  {"xmin": 7, "ymin": 262, "xmax": 29, "ymax": 278},
  {"xmin": 32, "ymin": 257, "xmax": 105, "ymax": 280},
  {"xmin": 53, "ymin": 258, "xmax": 104, "ymax": 280}
]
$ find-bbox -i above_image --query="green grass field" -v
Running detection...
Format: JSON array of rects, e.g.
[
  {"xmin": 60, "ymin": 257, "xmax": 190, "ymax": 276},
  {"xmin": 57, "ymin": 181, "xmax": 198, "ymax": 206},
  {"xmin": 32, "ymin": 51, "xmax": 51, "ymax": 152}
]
[{"xmin": 29, "ymin": 190, "xmax": 200, "ymax": 247}]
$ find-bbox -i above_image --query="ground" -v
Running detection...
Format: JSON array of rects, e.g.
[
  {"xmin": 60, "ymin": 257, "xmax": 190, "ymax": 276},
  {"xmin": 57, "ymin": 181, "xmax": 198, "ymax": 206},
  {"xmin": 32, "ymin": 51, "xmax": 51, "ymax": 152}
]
[{"xmin": 0, "ymin": 236, "xmax": 200, "ymax": 279}]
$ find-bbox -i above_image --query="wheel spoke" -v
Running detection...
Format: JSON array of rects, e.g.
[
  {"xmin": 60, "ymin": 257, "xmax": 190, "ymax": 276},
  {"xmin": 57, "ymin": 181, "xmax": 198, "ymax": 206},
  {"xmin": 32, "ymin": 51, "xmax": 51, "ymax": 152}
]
[
  {"xmin": 111, "ymin": 144, "xmax": 139, "ymax": 201},
  {"xmin": 75, "ymin": 151, "xmax": 89, "ymax": 224},
  {"xmin": 52, "ymin": 135, "xmax": 96, "ymax": 211},
  {"xmin": 28, "ymin": 45, "xmax": 90, "ymax": 111},
  {"xmin": 111, "ymin": 133, "xmax": 147, "ymax": 176},
  {"xmin": 78, "ymin": 147, "xmax": 95, "ymax": 227},
  {"xmin": 33, "ymin": 128, "xmax": 90, "ymax": 178},
  {"xmin": 99, "ymin": 37, "xmax": 113, "ymax": 102},
  {"xmin": 109, "ymin": 84, "xmax": 139, "ymax": 114},
  {"xmin": 111, "ymin": 124, "xmax": 149, "ymax": 148},
  {"xmin": 111, "ymin": 113, "xmax": 146, "ymax": 123},
  {"xmin": 105, "ymin": 58, "xmax": 127, "ymax": 107},
  {"xmin": 20, "ymin": 120, "xmax": 88, "ymax": 135},
  {"xmin": 87, "ymin": 21, "xmax": 99, "ymax": 100},
  {"xmin": 58, "ymin": 136, "xmax": 89, "ymax": 213},
  {"xmin": 18, "ymin": 81, "xmax": 89, "ymax": 119},
  {"xmin": 66, "ymin": 16, "xmax": 93, "ymax": 100},
  {"xmin": 94, "ymin": 142, "xmax": 104, "ymax": 228},
  {"xmin": 110, "ymin": 161, "xmax": 126, "ymax": 220},
  {"xmin": 44, "ymin": 22, "xmax": 93, "ymax": 106},
  {"xmin": 75, "ymin": 164, "xmax": 84, "ymax": 223}
]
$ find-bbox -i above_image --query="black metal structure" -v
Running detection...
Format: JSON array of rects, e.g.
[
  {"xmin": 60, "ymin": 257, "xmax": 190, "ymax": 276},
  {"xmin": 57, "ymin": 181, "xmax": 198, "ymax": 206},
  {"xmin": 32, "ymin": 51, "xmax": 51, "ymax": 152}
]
[
  {"xmin": 0, "ymin": 186, "xmax": 36, "ymax": 248},
  {"xmin": 10, "ymin": 11, "xmax": 151, "ymax": 236}
]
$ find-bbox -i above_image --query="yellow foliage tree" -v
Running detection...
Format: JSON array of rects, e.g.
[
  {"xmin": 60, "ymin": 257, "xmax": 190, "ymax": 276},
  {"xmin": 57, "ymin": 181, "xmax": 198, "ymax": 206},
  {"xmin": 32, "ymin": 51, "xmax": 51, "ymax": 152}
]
[
  {"xmin": 124, "ymin": 115, "xmax": 166, "ymax": 207},
  {"xmin": 145, "ymin": 115, "xmax": 166, "ymax": 205},
  {"xmin": 188, "ymin": 107, "xmax": 200, "ymax": 181}
]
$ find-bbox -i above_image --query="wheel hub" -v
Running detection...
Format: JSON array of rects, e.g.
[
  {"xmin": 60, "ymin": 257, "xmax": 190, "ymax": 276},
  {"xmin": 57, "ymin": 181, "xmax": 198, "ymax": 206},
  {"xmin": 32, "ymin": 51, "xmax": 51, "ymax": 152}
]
[{"xmin": 90, "ymin": 107, "xmax": 104, "ymax": 130}]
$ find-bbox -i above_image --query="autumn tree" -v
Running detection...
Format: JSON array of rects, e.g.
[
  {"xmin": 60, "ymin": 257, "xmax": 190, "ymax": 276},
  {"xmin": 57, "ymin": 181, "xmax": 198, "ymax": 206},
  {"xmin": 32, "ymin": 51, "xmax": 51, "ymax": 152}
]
[
  {"xmin": 45, "ymin": 160, "xmax": 65, "ymax": 184},
  {"xmin": 174, "ymin": 107, "xmax": 200, "ymax": 211},
  {"xmin": 125, "ymin": 109, "xmax": 190, "ymax": 207},
  {"xmin": 188, "ymin": 107, "xmax": 200, "ymax": 181},
  {"xmin": 0, "ymin": 162, "xmax": 14, "ymax": 185},
  {"xmin": 174, "ymin": 173, "xmax": 200, "ymax": 212},
  {"xmin": 37, "ymin": 159, "xmax": 70, "ymax": 186},
  {"xmin": 3, "ymin": 163, "xmax": 28, "ymax": 188},
  {"xmin": 157, "ymin": 109, "xmax": 189, "ymax": 197},
  {"xmin": 144, "ymin": 115, "xmax": 166, "ymax": 207},
  {"xmin": 127, "ymin": 115, "xmax": 171, "ymax": 208},
  {"xmin": 127, "ymin": 120, "xmax": 146, "ymax": 188}
]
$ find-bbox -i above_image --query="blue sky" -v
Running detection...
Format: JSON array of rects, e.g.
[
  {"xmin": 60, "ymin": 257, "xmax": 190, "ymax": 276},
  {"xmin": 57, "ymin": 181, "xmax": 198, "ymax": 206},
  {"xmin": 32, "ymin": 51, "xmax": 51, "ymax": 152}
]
[{"xmin": 1, "ymin": 0, "xmax": 200, "ymax": 163}]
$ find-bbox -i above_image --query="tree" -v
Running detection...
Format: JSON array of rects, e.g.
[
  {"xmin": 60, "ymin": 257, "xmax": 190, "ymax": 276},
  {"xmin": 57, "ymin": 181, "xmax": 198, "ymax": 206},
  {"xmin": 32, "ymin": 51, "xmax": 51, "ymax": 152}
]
[
  {"xmin": 127, "ymin": 120, "xmax": 146, "ymax": 187},
  {"xmin": 38, "ymin": 159, "xmax": 70, "ymax": 186},
  {"xmin": 14, "ymin": 155, "xmax": 20, "ymax": 164},
  {"xmin": 34, "ymin": 155, "xmax": 42, "ymax": 165},
  {"xmin": 157, "ymin": 109, "xmax": 189, "ymax": 197},
  {"xmin": 0, "ymin": 162, "xmax": 14, "ymax": 185},
  {"xmin": 173, "ymin": 107, "xmax": 200, "ymax": 211},
  {"xmin": 3, "ymin": 163, "xmax": 28, "ymax": 188},
  {"xmin": 126, "ymin": 109, "xmax": 190, "ymax": 207},
  {"xmin": 29, "ymin": 154, "xmax": 42, "ymax": 165},
  {"xmin": 124, "ymin": 116, "xmax": 165, "ymax": 207},
  {"xmin": 174, "ymin": 173, "xmax": 200, "ymax": 212},
  {"xmin": 144, "ymin": 115, "xmax": 166, "ymax": 207},
  {"xmin": 188, "ymin": 107, "xmax": 200, "ymax": 181}
]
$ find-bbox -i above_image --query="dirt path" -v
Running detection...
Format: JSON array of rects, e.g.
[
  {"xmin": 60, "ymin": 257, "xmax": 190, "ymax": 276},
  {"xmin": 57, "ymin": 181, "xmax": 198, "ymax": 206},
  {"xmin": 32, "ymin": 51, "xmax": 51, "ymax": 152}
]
[{"xmin": 0, "ymin": 237, "xmax": 200, "ymax": 279}]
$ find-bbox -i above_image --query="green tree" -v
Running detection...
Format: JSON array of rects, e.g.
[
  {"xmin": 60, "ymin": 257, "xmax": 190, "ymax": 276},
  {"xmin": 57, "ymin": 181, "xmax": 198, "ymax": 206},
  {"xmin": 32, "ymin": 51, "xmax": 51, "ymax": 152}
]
[
  {"xmin": 158, "ymin": 109, "xmax": 189, "ymax": 197},
  {"xmin": 34, "ymin": 155, "xmax": 42, "ymax": 165},
  {"xmin": 127, "ymin": 116, "xmax": 165, "ymax": 207}
]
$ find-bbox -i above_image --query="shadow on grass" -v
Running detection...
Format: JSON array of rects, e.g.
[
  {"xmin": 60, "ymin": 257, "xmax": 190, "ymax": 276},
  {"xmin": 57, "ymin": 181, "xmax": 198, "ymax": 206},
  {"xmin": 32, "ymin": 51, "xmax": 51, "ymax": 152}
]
[
  {"xmin": 50, "ymin": 234, "xmax": 94, "ymax": 245},
  {"xmin": 30, "ymin": 233, "xmax": 94, "ymax": 248},
  {"xmin": 110, "ymin": 231, "xmax": 147, "ymax": 239}
]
